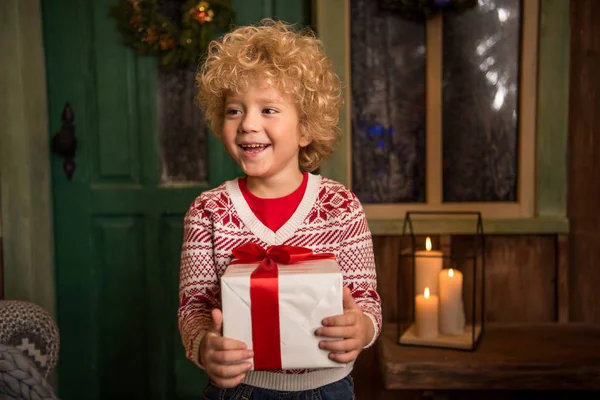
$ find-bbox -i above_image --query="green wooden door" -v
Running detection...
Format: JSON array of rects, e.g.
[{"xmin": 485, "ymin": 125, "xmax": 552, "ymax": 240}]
[{"xmin": 41, "ymin": 1, "xmax": 310, "ymax": 399}]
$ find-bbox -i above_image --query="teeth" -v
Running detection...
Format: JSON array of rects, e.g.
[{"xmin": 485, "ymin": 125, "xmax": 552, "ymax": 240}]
[{"xmin": 241, "ymin": 144, "xmax": 267, "ymax": 148}]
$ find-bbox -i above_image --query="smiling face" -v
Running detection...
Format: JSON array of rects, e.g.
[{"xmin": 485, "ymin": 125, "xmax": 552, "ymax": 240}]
[{"xmin": 222, "ymin": 82, "xmax": 311, "ymax": 184}]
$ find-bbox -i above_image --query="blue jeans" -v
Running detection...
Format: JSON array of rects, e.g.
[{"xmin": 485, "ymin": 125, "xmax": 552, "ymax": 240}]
[{"xmin": 202, "ymin": 375, "xmax": 355, "ymax": 400}]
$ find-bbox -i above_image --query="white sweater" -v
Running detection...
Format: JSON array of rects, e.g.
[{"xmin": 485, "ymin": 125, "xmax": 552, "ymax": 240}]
[{"xmin": 178, "ymin": 174, "xmax": 382, "ymax": 391}]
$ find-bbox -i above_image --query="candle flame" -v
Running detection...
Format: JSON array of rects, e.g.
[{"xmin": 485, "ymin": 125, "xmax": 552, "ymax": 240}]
[
  {"xmin": 424, "ymin": 287, "xmax": 430, "ymax": 298},
  {"xmin": 425, "ymin": 237, "xmax": 432, "ymax": 252},
  {"xmin": 449, "ymin": 268, "xmax": 454, "ymax": 277}
]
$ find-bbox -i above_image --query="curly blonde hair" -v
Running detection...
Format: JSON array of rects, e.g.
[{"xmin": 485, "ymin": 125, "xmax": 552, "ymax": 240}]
[{"xmin": 197, "ymin": 19, "xmax": 342, "ymax": 172}]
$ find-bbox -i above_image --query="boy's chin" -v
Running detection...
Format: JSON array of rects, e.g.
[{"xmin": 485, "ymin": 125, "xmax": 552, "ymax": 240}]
[{"xmin": 240, "ymin": 166, "xmax": 270, "ymax": 178}]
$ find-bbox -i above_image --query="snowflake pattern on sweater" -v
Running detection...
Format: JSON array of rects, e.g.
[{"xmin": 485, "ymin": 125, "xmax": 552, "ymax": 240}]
[{"xmin": 178, "ymin": 174, "xmax": 382, "ymax": 378}]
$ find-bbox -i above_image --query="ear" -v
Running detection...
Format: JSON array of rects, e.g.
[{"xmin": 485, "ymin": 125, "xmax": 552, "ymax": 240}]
[
  {"xmin": 299, "ymin": 134, "xmax": 312, "ymax": 148},
  {"xmin": 298, "ymin": 127, "xmax": 312, "ymax": 147}
]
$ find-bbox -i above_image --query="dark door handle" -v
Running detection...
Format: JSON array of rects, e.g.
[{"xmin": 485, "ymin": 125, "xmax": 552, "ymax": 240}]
[{"xmin": 51, "ymin": 103, "xmax": 77, "ymax": 180}]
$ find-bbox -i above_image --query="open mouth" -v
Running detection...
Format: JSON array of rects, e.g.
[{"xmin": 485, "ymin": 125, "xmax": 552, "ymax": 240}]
[{"xmin": 239, "ymin": 143, "xmax": 271, "ymax": 154}]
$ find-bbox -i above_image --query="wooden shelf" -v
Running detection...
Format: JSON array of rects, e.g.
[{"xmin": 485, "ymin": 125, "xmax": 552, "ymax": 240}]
[{"xmin": 377, "ymin": 322, "xmax": 600, "ymax": 390}]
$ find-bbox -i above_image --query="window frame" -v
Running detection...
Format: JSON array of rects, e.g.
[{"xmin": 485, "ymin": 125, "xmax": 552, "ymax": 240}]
[{"xmin": 315, "ymin": 0, "xmax": 569, "ymax": 234}]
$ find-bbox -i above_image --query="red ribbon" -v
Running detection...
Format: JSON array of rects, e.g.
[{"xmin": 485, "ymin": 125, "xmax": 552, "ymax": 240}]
[{"xmin": 230, "ymin": 242, "xmax": 336, "ymax": 370}]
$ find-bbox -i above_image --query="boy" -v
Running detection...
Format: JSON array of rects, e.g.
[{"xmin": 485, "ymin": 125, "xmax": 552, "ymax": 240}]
[{"xmin": 178, "ymin": 19, "xmax": 382, "ymax": 399}]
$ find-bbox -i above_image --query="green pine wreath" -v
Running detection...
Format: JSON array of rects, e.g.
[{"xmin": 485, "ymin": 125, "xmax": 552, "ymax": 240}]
[
  {"xmin": 380, "ymin": 0, "xmax": 478, "ymax": 20},
  {"xmin": 110, "ymin": 0, "xmax": 235, "ymax": 69}
]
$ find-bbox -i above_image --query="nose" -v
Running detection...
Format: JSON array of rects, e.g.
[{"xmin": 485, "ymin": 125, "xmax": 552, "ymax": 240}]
[{"xmin": 239, "ymin": 109, "xmax": 260, "ymax": 133}]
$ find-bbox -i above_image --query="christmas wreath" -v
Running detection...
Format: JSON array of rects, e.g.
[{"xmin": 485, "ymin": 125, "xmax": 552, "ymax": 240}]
[
  {"xmin": 380, "ymin": 0, "xmax": 478, "ymax": 20},
  {"xmin": 110, "ymin": 0, "xmax": 235, "ymax": 69}
]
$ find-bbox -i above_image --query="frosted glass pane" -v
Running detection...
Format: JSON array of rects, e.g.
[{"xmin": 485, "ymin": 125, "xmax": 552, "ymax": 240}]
[
  {"xmin": 350, "ymin": 0, "xmax": 426, "ymax": 204},
  {"xmin": 442, "ymin": 0, "xmax": 521, "ymax": 202},
  {"xmin": 158, "ymin": 65, "xmax": 208, "ymax": 183}
]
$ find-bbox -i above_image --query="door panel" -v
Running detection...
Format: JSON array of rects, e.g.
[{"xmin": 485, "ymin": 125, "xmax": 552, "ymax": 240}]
[
  {"xmin": 42, "ymin": 0, "xmax": 311, "ymax": 398},
  {"xmin": 93, "ymin": 216, "xmax": 148, "ymax": 397}
]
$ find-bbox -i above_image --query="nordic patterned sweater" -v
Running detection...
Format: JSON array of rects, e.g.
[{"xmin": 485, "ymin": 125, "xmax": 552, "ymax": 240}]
[{"xmin": 178, "ymin": 173, "xmax": 382, "ymax": 391}]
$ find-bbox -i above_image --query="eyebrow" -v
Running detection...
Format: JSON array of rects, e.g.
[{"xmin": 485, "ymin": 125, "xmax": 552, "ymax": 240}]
[{"xmin": 225, "ymin": 97, "xmax": 288, "ymax": 107}]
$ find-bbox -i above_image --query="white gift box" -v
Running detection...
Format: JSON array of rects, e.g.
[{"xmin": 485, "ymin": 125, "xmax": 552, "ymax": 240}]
[{"xmin": 221, "ymin": 258, "xmax": 344, "ymax": 370}]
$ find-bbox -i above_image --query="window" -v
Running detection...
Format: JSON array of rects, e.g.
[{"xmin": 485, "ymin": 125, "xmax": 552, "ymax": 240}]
[{"xmin": 316, "ymin": 0, "xmax": 568, "ymax": 233}]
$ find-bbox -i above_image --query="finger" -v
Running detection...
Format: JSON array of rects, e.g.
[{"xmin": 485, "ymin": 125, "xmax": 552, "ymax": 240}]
[
  {"xmin": 213, "ymin": 373, "xmax": 247, "ymax": 389},
  {"xmin": 329, "ymin": 350, "xmax": 360, "ymax": 364},
  {"xmin": 212, "ymin": 349, "xmax": 254, "ymax": 364},
  {"xmin": 342, "ymin": 287, "xmax": 358, "ymax": 310},
  {"xmin": 211, "ymin": 308, "xmax": 223, "ymax": 333},
  {"xmin": 315, "ymin": 325, "xmax": 356, "ymax": 339},
  {"xmin": 321, "ymin": 312, "xmax": 357, "ymax": 327},
  {"xmin": 210, "ymin": 336, "xmax": 248, "ymax": 351},
  {"xmin": 211, "ymin": 362, "xmax": 252, "ymax": 379},
  {"xmin": 319, "ymin": 338, "xmax": 359, "ymax": 353}
]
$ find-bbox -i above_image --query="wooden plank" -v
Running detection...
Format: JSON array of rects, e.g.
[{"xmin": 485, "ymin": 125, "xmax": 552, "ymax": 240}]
[
  {"xmin": 378, "ymin": 322, "xmax": 600, "ymax": 390},
  {"xmin": 481, "ymin": 236, "xmax": 556, "ymax": 323},
  {"xmin": 264, "ymin": 0, "xmax": 274, "ymax": 17},
  {"xmin": 343, "ymin": 0, "xmax": 351, "ymax": 189},
  {"xmin": 440, "ymin": 234, "xmax": 451, "ymax": 271},
  {"xmin": 315, "ymin": 0, "xmax": 349, "ymax": 187},
  {"xmin": 568, "ymin": 226, "xmax": 600, "ymax": 323},
  {"xmin": 568, "ymin": 0, "xmax": 600, "ymax": 323},
  {"xmin": 365, "ymin": 202, "xmax": 529, "ymax": 220},
  {"xmin": 426, "ymin": 15, "xmax": 442, "ymax": 206},
  {"xmin": 372, "ymin": 236, "xmax": 403, "ymax": 323},
  {"xmin": 517, "ymin": 0, "xmax": 539, "ymax": 218},
  {"xmin": 536, "ymin": 0, "xmax": 569, "ymax": 218},
  {"xmin": 556, "ymin": 234, "xmax": 569, "ymax": 323},
  {"xmin": 367, "ymin": 217, "xmax": 569, "ymax": 236}
]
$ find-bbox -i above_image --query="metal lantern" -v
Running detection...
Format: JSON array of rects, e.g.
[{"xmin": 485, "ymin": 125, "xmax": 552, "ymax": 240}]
[{"xmin": 398, "ymin": 211, "xmax": 485, "ymax": 351}]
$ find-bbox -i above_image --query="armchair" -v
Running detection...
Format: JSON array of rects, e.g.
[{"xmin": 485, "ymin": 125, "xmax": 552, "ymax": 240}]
[{"xmin": 0, "ymin": 300, "xmax": 59, "ymax": 400}]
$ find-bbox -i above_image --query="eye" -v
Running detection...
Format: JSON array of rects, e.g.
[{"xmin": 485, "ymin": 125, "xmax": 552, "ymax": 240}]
[
  {"xmin": 263, "ymin": 108, "xmax": 278, "ymax": 115},
  {"xmin": 225, "ymin": 108, "xmax": 241, "ymax": 116}
]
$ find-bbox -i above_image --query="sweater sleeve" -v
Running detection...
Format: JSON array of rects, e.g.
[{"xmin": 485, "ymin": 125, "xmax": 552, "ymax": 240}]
[
  {"xmin": 178, "ymin": 196, "xmax": 220, "ymax": 367},
  {"xmin": 338, "ymin": 193, "xmax": 382, "ymax": 348}
]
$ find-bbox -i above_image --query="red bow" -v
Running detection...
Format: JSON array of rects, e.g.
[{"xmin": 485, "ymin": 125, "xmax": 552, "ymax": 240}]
[{"xmin": 229, "ymin": 242, "xmax": 336, "ymax": 370}]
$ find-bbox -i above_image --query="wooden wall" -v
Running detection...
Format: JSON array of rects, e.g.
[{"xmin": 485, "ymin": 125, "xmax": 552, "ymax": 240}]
[
  {"xmin": 0, "ymin": 240, "xmax": 3, "ymax": 300},
  {"xmin": 371, "ymin": 235, "xmax": 561, "ymax": 327},
  {"xmin": 352, "ymin": 236, "xmax": 569, "ymax": 400},
  {"xmin": 568, "ymin": 0, "xmax": 600, "ymax": 324},
  {"xmin": 351, "ymin": 0, "xmax": 600, "ymax": 398},
  {"xmin": 0, "ymin": 203, "xmax": 3, "ymax": 300}
]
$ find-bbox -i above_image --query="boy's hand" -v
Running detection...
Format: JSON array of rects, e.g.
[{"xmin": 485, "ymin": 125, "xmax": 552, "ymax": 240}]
[
  {"xmin": 316, "ymin": 287, "xmax": 374, "ymax": 363},
  {"xmin": 199, "ymin": 309, "xmax": 254, "ymax": 388}
]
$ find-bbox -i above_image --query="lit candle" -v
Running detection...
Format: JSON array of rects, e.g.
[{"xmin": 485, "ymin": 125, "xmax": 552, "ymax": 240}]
[
  {"xmin": 415, "ymin": 287, "xmax": 439, "ymax": 338},
  {"xmin": 439, "ymin": 268, "xmax": 466, "ymax": 335},
  {"xmin": 414, "ymin": 237, "xmax": 443, "ymax": 296}
]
